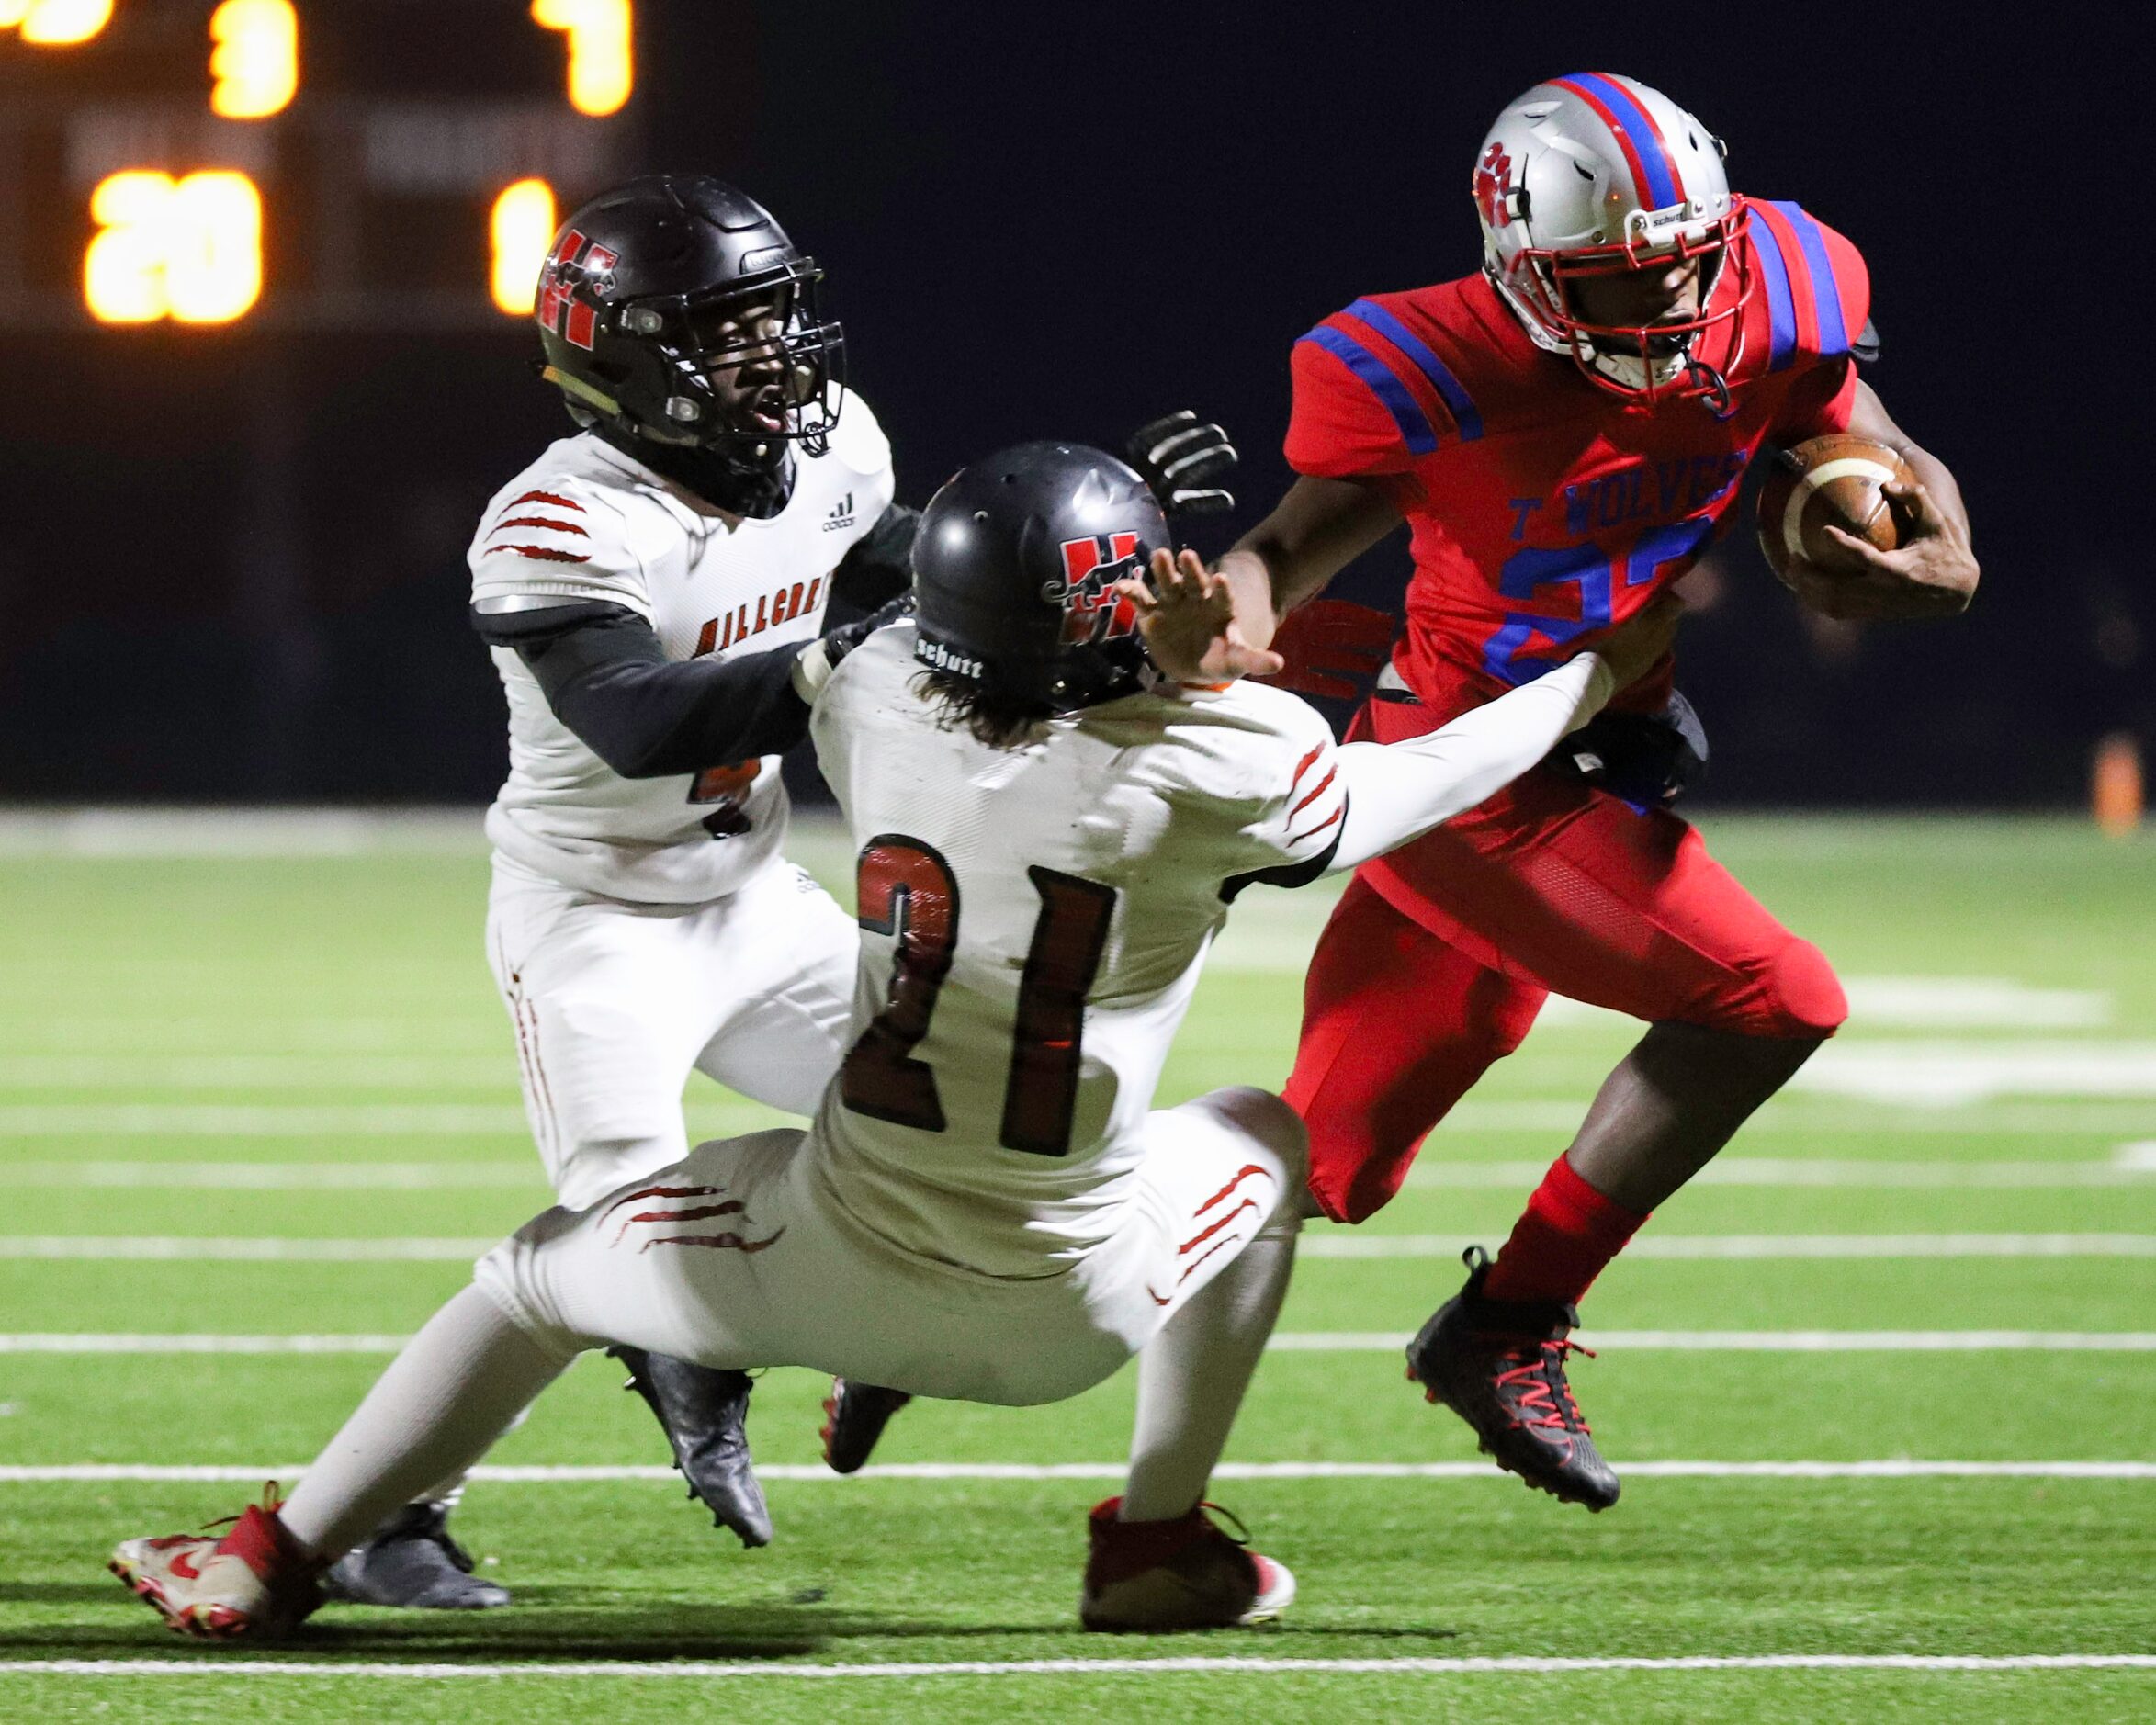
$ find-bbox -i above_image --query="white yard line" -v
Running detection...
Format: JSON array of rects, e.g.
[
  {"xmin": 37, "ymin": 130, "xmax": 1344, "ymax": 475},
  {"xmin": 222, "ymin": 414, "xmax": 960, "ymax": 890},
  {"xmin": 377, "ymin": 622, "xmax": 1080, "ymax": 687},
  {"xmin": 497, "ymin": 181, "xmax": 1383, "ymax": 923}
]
[
  {"xmin": 0, "ymin": 806, "xmax": 485, "ymax": 855},
  {"xmin": 6, "ymin": 1460, "xmax": 2153, "ymax": 1484},
  {"xmin": 0, "ymin": 1655, "xmax": 2149, "ymax": 1678},
  {"xmin": 7, "ymin": 1161, "xmax": 539, "ymax": 1189},
  {"xmin": 0, "ymin": 1104, "xmax": 784, "ymax": 1136},
  {"xmin": 0, "ymin": 1238, "xmax": 496, "ymax": 1261},
  {"xmin": 4, "ymin": 1100, "xmax": 2154, "ymax": 1136},
  {"xmin": 7, "ymin": 1330, "xmax": 2155, "ymax": 1355},
  {"xmin": 7, "ymin": 1156, "xmax": 2149, "ymax": 1190},
  {"xmin": 1794, "ymin": 1043, "xmax": 2156, "ymax": 1105},
  {"xmin": 7, "ymin": 1232, "xmax": 2151, "ymax": 1264},
  {"xmin": 1266, "ymin": 1331, "xmax": 2156, "ymax": 1351},
  {"xmin": 1304, "ymin": 1234, "xmax": 2156, "ymax": 1259},
  {"xmin": 0, "ymin": 1056, "xmax": 512, "ymax": 1088},
  {"xmin": 1409, "ymin": 1155, "xmax": 2156, "ymax": 1186},
  {"xmin": 0, "ymin": 1106, "xmax": 533, "ymax": 1136}
]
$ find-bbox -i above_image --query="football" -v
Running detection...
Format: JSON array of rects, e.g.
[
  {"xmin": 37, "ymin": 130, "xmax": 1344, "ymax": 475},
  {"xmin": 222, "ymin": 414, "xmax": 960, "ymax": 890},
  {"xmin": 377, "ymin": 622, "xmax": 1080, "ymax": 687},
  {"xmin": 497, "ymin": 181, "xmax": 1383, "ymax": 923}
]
[{"xmin": 1755, "ymin": 433, "xmax": 1917, "ymax": 584}]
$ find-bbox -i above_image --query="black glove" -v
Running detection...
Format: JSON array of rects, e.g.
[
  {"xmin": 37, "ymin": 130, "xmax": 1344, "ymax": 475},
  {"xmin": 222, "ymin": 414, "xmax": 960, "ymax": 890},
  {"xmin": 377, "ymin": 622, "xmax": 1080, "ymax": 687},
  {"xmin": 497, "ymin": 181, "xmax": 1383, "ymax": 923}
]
[
  {"xmin": 823, "ymin": 590, "xmax": 914, "ymax": 668},
  {"xmin": 795, "ymin": 591, "xmax": 915, "ymax": 700},
  {"xmin": 1560, "ymin": 689, "xmax": 1710, "ymax": 809},
  {"xmin": 1126, "ymin": 410, "xmax": 1236, "ymax": 516}
]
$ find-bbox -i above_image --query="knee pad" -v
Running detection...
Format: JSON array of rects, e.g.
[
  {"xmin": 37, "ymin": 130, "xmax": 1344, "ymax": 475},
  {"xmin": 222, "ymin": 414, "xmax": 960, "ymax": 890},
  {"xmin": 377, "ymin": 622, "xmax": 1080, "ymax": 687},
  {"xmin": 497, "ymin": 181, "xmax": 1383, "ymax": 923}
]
[
  {"xmin": 1194, "ymin": 1086, "xmax": 1312, "ymax": 1190},
  {"xmin": 1755, "ymin": 937, "xmax": 1849, "ymax": 1039}
]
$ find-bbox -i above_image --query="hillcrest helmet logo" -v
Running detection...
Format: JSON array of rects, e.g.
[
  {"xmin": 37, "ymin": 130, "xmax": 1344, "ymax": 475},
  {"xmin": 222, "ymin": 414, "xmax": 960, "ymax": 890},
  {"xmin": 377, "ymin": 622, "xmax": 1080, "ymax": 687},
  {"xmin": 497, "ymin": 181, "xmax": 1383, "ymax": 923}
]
[
  {"xmin": 1474, "ymin": 142, "xmax": 1517, "ymax": 229},
  {"xmin": 1045, "ymin": 532, "xmax": 1143, "ymax": 646},
  {"xmin": 536, "ymin": 229, "xmax": 621, "ymax": 352}
]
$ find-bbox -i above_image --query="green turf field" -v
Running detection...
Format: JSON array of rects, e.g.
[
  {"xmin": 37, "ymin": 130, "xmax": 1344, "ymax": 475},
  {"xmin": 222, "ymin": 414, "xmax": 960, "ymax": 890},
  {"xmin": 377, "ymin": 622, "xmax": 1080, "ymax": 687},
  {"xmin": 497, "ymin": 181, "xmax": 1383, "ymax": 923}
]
[{"xmin": 0, "ymin": 812, "xmax": 2150, "ymax": 1722}]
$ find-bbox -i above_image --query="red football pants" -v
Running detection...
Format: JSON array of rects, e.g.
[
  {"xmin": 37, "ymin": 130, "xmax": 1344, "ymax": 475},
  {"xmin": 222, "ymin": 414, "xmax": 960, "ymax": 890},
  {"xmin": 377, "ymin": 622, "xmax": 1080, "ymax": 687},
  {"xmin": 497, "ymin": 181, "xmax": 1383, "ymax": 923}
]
[{"xmin": 1285, "ymin": 697, "xmax": 1848, "ymax": 1224}]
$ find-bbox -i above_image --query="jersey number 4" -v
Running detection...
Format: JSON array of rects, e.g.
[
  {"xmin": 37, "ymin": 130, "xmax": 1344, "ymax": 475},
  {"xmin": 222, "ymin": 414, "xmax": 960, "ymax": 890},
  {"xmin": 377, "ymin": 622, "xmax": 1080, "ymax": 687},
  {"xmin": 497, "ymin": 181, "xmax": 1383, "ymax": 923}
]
[{"xmin": 841, "ymin": 835, "xmax": 1115, "ymax": 1158}]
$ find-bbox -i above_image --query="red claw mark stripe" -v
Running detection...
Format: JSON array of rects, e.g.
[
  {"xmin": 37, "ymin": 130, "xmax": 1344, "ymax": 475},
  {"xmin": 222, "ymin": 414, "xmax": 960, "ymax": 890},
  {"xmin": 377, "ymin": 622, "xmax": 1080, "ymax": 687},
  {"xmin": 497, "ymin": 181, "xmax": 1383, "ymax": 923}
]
[
  {"xmin": 1194, "ymin": 1163, "xmax": 1271, "ymax": 1215},
  {"xmin": 1179, "ymin": 1197, "xmax": 1259, "ymax": 1257},
  {"xmin": 1286, "ymin": 803, "xmax": 1345, "ymax": 848},
  {"xmin": 510, "ymin": 490, "xmax": 584, "ymax": 513},
  {"xmin": 492, "ymin": 515, "xmax": 589, "ymax": 536},
  {"xmin": 485, "ymin": 544, "xmax": 592, "ymax": 564},
  {"xmin": 610, "ymin": 1199, "xmax": 746, "ymax": 1247},
  {"xmin": 601, "ymin": 1183, "xmax": 727, "ymax": 1221},
  {"xmin": 1288, "ymin": 743, "xmax": 1326, "ymax": 796},
  {"xmin": 1289, "ymin": 765, "xmax": 1338, "ymax": 817},
  {"xmin": 640, "ymin": 1225, "xmax": 786, "ymax": 1256}
]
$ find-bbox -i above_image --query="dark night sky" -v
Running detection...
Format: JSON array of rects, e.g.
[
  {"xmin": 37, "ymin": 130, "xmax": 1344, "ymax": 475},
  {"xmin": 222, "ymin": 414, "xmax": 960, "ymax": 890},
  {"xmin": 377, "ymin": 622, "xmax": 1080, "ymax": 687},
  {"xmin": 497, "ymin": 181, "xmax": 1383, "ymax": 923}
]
[{"xmin": 1, "ymin": 1, "xmax": 2145, "ymax": 805}]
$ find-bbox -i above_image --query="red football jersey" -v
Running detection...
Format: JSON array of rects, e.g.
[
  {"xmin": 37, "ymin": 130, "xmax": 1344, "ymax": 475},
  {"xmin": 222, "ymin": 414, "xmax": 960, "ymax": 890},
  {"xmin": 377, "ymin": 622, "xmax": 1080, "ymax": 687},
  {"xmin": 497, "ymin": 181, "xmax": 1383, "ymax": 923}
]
[{"xmin": 1280, "ymin": 201, "xmax": 1869, "ymax": 721}]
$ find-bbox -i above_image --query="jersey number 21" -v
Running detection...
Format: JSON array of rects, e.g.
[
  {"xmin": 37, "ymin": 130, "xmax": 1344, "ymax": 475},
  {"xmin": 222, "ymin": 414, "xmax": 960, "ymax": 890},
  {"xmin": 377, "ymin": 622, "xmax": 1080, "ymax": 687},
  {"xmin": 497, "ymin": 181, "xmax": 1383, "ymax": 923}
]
[{"xmin": 841, "ymin": 835, "xmax": 1115, "ymax": 1158}]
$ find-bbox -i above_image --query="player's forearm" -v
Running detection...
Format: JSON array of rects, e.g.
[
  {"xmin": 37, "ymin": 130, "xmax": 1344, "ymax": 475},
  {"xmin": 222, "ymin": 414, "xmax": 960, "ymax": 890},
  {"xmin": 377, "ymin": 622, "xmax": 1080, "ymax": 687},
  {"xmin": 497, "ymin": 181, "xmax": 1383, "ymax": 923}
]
[
  {"xmin": 1221, "ymin": 475, "xmax": 1406, "ymax": 648},
  {"xmin": 504, "ymin": 610, "xmax": 810, "ymax": 778},
  {"xmin": 1326, "ymin": 655, "xmax": 1616, "ymax": 872}
]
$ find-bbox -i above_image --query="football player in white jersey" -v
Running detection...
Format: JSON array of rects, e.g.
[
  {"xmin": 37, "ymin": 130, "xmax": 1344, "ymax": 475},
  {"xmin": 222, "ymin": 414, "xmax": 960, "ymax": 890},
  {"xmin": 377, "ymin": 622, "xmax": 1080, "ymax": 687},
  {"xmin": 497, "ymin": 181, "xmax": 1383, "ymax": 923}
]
[
  {"xmin": 325, "ymin": 176, "xmax": 919, "ymax": 1609},
  {"xmin": 112, "ymin": 443, "xmax": 1674, "ymax": 1639}
]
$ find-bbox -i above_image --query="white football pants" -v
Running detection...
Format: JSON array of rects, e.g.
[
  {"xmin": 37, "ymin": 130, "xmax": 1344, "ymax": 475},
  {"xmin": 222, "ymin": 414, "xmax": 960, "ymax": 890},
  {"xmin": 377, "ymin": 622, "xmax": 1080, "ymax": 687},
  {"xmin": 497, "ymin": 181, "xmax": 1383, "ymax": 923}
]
[
  {"xmin": 485, "ymin": 851, "xmax": 859, "ymax": 1211},
  {"xmin": 283, "ymin": 1088, "xmax": 1305, "ymax": 1562},
  {"xmin": 475, "ymin": 1087, "xmax": 1307, "ymax": 1406}
]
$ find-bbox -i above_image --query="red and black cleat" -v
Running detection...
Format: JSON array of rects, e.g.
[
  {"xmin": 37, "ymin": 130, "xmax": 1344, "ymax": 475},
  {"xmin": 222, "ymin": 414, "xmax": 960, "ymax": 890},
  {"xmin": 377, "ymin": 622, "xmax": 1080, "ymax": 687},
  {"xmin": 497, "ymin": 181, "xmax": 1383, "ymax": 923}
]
[
  {"xmin": 1405, "ymin": 1246, "xmax": 1620, "ymax": 1511},
  {"xmin": 819, "ymin": 1378, "xmax": 913, "ymax": 1475}
]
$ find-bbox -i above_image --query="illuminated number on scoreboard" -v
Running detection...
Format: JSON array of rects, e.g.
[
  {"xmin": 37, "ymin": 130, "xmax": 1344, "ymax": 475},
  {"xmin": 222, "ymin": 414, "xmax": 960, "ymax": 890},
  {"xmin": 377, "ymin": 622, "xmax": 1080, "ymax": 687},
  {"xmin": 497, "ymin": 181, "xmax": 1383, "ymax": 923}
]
[
  {"xmin": 842, "ymin": 840, "xmax": 1118, "ymax": 1157},
  {"xmin": 1, "ymin": 0, "xmax": 112, "ymax": 45},
  {"xmin": 209, "ymin": 0, "xmax": 299, "ymax": 120},
  {"xmin": 532, "ymin": 0, "xmax": 633, "ymax": 118},
  {"xmin": 491, "ymin": 180, "xmax": 558, "ymax": 315},
  {"xmin": 85, "ymin": 171, "xmax": 264, "ymax": 325}
]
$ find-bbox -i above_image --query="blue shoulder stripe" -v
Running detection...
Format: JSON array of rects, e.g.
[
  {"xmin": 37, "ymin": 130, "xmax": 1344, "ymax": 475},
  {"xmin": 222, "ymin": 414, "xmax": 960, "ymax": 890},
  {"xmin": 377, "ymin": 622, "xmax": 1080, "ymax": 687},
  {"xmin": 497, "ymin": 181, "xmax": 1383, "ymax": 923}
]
[
  {"xmin": 1749, "ymin": 214, "xmax": 1800, "ymax": 372},
  {"xmin": 1766, "ymin": 201, "xmax": 1849, "ymax": 358},
  {"xmin": 1342, "ymin": 299, "xmax": 1484, "ymax": 442},
  {"xmin": 1299, "ymin": 324, "xmax": 1439, "ymax": 456}
]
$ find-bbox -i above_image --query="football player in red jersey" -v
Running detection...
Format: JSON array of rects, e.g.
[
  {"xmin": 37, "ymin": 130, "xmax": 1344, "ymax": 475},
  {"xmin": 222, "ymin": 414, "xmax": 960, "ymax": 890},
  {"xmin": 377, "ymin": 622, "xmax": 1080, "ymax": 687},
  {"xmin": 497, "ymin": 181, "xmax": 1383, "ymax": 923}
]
[{"xmin": 1211, "ymin": 73, "xmax": 1980, "ymax": 1510}]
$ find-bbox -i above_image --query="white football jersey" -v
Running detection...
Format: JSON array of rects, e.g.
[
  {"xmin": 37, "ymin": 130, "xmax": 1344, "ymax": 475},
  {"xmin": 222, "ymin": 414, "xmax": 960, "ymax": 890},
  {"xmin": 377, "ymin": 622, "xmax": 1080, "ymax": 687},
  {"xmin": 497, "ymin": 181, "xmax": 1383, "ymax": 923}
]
[
  {"xmin": 470, "ymin": 389, "xmax": 896, "ymax": 904},
  {"xmin": 807, "ymin": 622, "xmax": 1344, "ymax": 1278}
]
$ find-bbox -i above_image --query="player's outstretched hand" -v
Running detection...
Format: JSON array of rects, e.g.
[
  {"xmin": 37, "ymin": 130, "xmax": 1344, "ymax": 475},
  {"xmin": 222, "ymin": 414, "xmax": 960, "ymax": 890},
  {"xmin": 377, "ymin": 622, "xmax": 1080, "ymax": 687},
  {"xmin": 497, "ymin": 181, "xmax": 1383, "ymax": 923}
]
[
  {"xmin": 1591, "ymin": 592, "xmax": 1684, "ymax": 690},
  {"xmin": 1119, "ymin": 547, "xmax": 1286, "ymax": 685},
  {"xmin": 1799, "ymin": 479, "xmax": 1979, "ymax": 621}
]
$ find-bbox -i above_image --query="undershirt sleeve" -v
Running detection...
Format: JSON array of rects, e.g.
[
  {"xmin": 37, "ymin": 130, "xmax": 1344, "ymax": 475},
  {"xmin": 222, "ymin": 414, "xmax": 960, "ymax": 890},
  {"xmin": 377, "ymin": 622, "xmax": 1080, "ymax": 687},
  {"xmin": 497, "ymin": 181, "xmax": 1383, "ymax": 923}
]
[{"xmin": 471, "ymin": 603, "xmax": 811, "ymax": 778}]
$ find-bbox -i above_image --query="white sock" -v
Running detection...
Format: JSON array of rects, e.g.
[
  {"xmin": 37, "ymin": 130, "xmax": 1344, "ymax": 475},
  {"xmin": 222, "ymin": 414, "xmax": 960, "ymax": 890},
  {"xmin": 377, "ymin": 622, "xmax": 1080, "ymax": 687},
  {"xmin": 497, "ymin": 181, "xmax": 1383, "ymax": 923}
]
[
  {"xmin": 1119, "ymin": 1209, "xmax": 1300, "ymax": 1523},
  {"xmin": 279, "ymin": 1284, "xmax": 574, "ymax": 1560}
]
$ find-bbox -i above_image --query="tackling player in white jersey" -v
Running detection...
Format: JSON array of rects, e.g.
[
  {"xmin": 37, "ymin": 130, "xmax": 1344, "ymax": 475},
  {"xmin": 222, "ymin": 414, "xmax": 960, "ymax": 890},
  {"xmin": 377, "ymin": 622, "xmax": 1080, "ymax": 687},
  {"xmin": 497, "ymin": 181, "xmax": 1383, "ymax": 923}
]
[
  {"xmin": 112, "ymin": 441, "xmax": 1673, "ymax": 1638},
  {"xmin": 325, "ymin": 175, "xmax": 919, "ymax": 1609}
]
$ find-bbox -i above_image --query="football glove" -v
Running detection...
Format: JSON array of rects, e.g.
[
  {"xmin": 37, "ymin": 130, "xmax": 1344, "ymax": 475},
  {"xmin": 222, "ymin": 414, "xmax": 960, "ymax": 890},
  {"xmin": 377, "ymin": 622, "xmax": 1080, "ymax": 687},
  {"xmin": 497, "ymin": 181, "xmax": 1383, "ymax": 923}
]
[
  {"xmin": 1127, "ymin": 410, "xmax": 1236, "ymax": 516},
  {"xmin": 792, "ymin": 592, "xmax": 914, "ymax": 701},
  {"xmin": 1562, "ymin": 689, "xmax": 1710, "ymax": 808}
]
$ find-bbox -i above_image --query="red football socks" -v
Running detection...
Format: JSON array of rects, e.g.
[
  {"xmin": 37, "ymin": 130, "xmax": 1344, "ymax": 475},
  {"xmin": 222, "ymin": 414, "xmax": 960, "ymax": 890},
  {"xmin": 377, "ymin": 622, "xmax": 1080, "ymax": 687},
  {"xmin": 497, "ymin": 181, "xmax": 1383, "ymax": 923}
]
[{"xmin": 1480, "ymin": 1153, "xmax": 1649, "ymax": 1309}]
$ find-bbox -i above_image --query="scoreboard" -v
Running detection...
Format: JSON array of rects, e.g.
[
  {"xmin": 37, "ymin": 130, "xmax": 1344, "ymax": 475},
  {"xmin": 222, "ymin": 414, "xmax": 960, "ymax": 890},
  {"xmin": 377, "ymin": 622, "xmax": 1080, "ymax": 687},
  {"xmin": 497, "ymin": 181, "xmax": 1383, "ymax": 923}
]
[{"xmin": 0, "ymin": 1, "xmax": 643, "ymax": 331}]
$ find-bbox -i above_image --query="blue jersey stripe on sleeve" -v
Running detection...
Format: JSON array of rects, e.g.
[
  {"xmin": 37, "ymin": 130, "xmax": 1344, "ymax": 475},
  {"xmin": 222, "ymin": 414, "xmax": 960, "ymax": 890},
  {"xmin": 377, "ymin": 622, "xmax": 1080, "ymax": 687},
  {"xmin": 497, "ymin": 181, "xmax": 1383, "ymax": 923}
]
[
  {"xmin": 1768, "ymin": 201, "xmax": 1849, "ymax": 358},
  {"xmin": 1748, "ymin": 209, "xmax": 1800, "ymax": 372},
  {"xmin": 1299, "ymin": 324, "xmax": 1439, "ymax": 456},
  {"xmin": 1342, "ymin": 299, "xmax": 1484, "ymax": 442}
]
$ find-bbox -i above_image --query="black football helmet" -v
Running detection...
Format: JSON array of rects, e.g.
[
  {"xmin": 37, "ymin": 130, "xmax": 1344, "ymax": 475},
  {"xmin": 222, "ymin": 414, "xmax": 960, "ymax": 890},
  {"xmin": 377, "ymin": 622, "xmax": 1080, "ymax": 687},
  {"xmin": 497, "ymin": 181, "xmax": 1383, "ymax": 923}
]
[
  {"xmin": 534, "ymin": 175, "xmax": 843, "ymax": 516},
  {"xmin": 912, "ymin": 442, "xmax": 1171, "ymax": 714}
]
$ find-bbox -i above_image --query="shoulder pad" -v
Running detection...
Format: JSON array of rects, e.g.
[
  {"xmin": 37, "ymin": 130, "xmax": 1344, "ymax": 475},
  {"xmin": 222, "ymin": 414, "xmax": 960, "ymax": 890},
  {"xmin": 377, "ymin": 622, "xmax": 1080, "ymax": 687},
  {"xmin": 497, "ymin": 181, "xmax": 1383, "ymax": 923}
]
[
  {"xmin": 1745, "ymin": 202, "xmax": 1871, "ymax": 375},
  {"xmin": 1299, "ymin": 295, "xmax": 1484, "ymax": 454}
]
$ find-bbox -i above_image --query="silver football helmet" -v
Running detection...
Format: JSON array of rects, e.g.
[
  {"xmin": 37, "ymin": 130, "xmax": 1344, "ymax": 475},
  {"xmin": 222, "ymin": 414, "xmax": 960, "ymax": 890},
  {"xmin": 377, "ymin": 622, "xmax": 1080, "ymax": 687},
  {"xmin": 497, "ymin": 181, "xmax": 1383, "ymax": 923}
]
[{"xmin": 1474, "ymin": 73, "xmax": 1750, "ymax": 404}]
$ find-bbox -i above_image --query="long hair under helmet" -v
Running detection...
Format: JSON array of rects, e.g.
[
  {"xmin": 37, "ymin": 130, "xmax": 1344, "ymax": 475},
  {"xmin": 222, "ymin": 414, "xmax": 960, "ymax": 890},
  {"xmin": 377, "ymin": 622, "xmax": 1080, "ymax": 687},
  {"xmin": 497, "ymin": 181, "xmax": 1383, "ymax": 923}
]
[{"xmin": 1475, "ymin": 73, "xmax": 1750, "ymax": 409}]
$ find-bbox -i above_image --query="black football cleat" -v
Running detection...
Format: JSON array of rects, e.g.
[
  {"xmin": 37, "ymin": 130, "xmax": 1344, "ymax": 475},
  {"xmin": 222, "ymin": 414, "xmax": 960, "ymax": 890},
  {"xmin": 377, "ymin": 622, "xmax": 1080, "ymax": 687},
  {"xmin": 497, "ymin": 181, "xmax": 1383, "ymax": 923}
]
[
  {"xmin": 819, "ymin": 1378, "xmax": 913, "ymax": 1475},
  {"xmin": 322, "ymin": 1502, "xmax": 511, "ymax": 1610},
  {"xmin": 609, "ymin": 1346, "xmax": 773, "ymax": 1548},
  {"xmin": 1405, "ymin": 1246, "xmax": 1620, "ymax": 1511}
]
